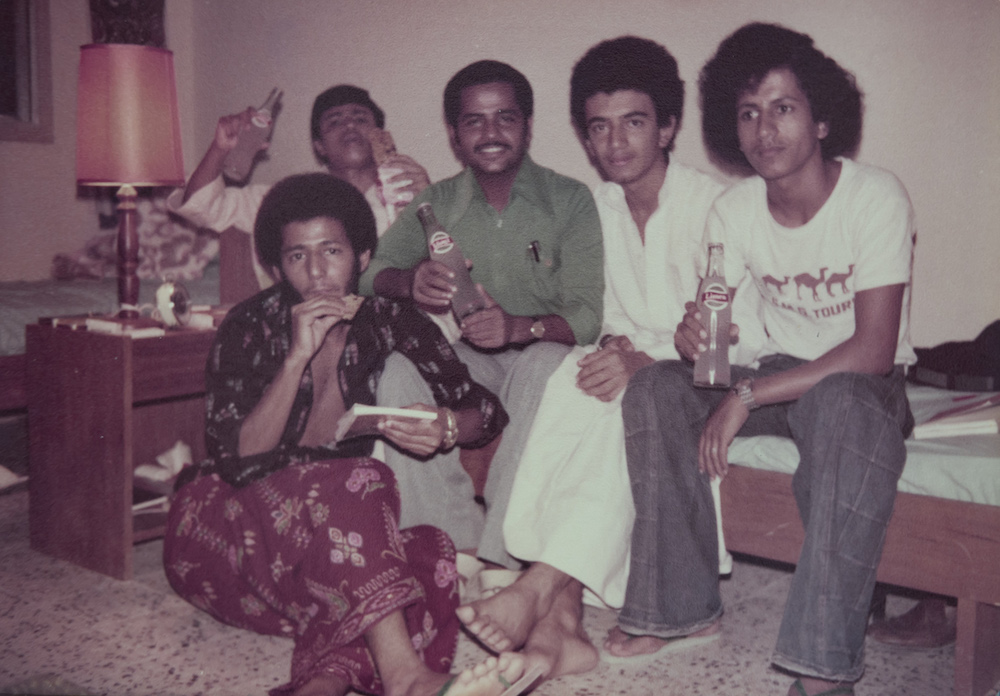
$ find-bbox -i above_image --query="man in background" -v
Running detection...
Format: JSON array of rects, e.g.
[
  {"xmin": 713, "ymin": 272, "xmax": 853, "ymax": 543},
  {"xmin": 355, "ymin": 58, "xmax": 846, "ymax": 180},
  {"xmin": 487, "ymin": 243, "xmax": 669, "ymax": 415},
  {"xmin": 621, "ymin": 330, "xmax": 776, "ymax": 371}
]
[{"xmin": 168, "ymin": 84, "xmax": 430, "ymax": 287}]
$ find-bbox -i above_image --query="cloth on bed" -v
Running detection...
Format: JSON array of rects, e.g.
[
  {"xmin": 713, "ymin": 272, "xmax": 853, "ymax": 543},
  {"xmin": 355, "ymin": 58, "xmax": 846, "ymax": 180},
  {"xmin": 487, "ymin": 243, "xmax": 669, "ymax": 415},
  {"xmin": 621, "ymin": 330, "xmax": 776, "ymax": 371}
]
[
  {"xmin": 52, "ymin": 192, "xmax": 219, "ymax": 283},
  {"xmin": 728, "ymin": 383, "xmax": 1000, "ymax": 506},
  {"xmin": 0, "ymin": 263, "xmax": 220, "ymax": 356}
]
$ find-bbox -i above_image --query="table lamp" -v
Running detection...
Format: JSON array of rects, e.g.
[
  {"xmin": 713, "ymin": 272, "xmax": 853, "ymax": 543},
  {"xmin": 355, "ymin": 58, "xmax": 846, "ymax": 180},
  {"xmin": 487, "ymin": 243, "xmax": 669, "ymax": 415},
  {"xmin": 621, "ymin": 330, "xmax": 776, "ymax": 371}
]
[{"xmin": 75, "ymin": 43, "xmax": 185, "ymax": 319}]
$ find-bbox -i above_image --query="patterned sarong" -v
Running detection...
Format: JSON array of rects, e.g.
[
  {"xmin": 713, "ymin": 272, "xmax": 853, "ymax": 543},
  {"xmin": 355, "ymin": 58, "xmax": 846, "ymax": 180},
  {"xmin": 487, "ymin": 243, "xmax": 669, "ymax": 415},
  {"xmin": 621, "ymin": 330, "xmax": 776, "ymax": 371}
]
[{"xmin": 164, "ymin": 457, "xmax": 460, "ymax": 695}]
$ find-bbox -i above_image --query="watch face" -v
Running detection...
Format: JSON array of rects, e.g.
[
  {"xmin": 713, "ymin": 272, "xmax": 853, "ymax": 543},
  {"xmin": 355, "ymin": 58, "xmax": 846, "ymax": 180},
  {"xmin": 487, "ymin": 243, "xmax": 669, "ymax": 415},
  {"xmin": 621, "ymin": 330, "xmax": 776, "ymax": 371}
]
[{"xmin": 530, "ymin": 320, "xmax": 545, "ymax": 339}]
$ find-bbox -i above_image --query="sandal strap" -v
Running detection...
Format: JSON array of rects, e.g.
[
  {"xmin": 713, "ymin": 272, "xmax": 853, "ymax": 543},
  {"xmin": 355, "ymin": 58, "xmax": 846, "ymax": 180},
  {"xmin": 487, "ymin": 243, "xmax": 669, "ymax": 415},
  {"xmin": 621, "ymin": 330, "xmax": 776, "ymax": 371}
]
[{"xmin": 791, "ymin": 678, "xmax": 855, "ymax": 696}]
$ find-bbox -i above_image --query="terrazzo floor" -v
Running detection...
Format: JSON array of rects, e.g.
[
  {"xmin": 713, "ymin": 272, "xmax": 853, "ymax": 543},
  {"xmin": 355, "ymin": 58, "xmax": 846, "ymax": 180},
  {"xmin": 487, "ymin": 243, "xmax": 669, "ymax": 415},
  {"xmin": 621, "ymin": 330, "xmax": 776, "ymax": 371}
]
[{"xmin": 0, "ymin": 485, "xmax": 965, "ymax": 696}]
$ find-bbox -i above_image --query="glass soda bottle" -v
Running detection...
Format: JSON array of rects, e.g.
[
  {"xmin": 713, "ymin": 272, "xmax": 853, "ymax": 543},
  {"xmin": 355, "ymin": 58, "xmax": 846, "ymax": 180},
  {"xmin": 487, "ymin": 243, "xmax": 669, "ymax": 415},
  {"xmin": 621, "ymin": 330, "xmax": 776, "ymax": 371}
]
[
  {"xmin": 693, "ymin": 243, "xmax": 732, "ymax": 388},
  {"xmin": 223, "ymin": 88, "xmax": 282, "ymax": 182},
  {"xmin": 415, "ymin": 202, "xmax": 486, "ymax": 320}
]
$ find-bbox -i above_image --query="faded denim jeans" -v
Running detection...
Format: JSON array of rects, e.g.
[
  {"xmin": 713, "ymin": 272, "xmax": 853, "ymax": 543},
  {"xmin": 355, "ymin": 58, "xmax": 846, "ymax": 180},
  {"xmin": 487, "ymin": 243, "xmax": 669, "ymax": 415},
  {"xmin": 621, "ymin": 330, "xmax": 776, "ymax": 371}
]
[{"xmin": 619, "ymin": 355, "xmax": 912, "ymax": 682}]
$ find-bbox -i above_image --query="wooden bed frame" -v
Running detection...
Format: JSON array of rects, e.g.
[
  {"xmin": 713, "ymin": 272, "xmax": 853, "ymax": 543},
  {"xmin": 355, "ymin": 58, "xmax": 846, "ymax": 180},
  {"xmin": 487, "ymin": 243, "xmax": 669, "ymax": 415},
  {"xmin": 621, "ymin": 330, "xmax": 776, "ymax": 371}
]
[{"xmin": 720, "ymin": 465, "xmax": 1000, "ymax": 696}]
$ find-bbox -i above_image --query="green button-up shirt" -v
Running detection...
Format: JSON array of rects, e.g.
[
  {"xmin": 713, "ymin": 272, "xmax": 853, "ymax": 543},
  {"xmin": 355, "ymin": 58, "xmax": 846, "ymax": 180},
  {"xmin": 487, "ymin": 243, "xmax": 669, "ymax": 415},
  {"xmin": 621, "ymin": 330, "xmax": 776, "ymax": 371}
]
[{"xmin": 359, "ymin": 156, "xmax": 604, "ymax": 345}]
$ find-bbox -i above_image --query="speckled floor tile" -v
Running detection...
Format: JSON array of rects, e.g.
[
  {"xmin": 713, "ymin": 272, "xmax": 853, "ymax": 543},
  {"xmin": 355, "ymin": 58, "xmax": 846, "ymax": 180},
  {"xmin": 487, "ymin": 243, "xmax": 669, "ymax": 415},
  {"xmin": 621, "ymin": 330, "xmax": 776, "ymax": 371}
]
[{"xmin": 0, "ymin": 489, "xmax": 971, "ymax": 695}]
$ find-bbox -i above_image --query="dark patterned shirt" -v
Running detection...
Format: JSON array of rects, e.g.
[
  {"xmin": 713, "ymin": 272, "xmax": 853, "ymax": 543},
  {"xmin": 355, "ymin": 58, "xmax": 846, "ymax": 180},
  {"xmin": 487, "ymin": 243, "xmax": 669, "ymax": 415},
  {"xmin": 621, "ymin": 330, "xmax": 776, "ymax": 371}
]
[{"xmin": 201, "ymin": 282, "xmax": 508, "ymax": 487}]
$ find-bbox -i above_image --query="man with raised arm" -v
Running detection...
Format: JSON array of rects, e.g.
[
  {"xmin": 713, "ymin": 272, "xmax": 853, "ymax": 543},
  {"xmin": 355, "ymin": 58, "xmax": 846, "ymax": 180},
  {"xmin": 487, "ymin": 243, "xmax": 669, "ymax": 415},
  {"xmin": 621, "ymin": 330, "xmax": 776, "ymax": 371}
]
[
  {"xmin": 167, "ymin": 85, "xmax": 430, "ymax": 287},
  {"xmin": 358, "ymin": 60, "xmax": 603, "ymax": 568},
  {"xmin": 609, "ymin": 24, "xmax": 917, "ymax": 696}
]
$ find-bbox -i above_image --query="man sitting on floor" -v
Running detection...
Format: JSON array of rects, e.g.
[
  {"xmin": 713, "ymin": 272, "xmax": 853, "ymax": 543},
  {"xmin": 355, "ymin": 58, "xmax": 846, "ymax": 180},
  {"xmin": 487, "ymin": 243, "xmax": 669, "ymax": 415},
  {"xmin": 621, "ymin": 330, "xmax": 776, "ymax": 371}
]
[{"xmin": 164, "ymin": 172, "xmax": 524, "ymax": 696}]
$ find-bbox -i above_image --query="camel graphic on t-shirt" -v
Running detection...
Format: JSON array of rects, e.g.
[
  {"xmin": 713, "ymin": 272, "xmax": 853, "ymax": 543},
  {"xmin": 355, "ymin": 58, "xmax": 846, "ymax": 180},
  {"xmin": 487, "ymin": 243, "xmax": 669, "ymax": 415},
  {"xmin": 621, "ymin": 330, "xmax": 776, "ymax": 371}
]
[
  {"xmin": 762, "ymin": 274, "xmax": 790, "ymax": 295},
  {"xmin": 795, "ymin": 267, "xmax": 828, "ymax": 301},
  {"xmin": 825, "ymin": 264, "xmax": 855, "ymax": 297}
]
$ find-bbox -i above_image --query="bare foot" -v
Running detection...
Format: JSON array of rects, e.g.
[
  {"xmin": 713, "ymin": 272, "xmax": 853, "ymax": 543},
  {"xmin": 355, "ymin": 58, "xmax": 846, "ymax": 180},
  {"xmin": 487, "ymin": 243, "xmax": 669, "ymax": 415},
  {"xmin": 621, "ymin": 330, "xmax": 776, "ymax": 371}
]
[
  {"xmin": 457, "ymin": 563, "xmax": 569, "ymax": 653},
  {"xmin": 788, "ymin": 676, "xmax": 854, "ymax": 695},
  {"xmin": 602, "ymin": 619, "xmax": 721, "ymax": 659},
  {"xmin": 520, "ymin": 579, "xmax": 598, "ymax": 681}
]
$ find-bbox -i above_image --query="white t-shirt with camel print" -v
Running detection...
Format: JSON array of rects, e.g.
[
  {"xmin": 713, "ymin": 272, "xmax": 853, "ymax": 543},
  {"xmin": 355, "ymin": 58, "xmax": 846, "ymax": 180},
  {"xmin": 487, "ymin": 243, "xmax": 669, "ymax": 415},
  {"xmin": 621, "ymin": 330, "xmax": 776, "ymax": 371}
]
[{"xmin": 705, "ymin": 157, "xmax": 916, "ymax": 366}]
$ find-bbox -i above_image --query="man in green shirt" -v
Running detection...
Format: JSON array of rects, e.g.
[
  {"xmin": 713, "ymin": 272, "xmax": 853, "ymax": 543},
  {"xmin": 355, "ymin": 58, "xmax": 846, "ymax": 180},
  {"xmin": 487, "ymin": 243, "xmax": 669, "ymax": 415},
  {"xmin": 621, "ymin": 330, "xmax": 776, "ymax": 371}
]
[{"xmin": 359, "ymin": 60, "xmax": 603, "ymax": 569}]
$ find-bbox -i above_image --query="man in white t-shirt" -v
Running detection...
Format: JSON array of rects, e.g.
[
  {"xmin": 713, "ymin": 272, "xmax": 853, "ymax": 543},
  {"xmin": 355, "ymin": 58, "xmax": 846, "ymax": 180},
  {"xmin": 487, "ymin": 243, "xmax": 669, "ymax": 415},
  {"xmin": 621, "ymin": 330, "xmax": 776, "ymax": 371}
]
[
  {"xmin": 167, "ymin": 85, "xmax": 430, "ymax": 287},
  {"xmin": 607, "ymin": 23, "xmax": 917, "ymax": 696}
]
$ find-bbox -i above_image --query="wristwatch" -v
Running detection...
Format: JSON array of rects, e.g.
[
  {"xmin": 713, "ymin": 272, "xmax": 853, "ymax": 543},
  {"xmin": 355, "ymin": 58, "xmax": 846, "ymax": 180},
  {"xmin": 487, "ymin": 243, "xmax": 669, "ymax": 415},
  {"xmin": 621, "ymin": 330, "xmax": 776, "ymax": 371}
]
[
  {"xmin": 529, "ymin": 318, "xmax": 546, "ymax": 341},
  {"xmin": 733, "ymin": 378, "xmax": 760, "ymax": 411}
]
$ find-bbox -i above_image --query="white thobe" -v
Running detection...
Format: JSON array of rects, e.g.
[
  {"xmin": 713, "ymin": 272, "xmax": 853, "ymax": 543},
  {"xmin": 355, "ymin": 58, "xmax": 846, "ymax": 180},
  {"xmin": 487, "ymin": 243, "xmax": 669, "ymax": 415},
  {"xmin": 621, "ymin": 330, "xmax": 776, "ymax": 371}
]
[{"xmin": 503, "ymin": 164, "xmax": 762, "ymax": 607}]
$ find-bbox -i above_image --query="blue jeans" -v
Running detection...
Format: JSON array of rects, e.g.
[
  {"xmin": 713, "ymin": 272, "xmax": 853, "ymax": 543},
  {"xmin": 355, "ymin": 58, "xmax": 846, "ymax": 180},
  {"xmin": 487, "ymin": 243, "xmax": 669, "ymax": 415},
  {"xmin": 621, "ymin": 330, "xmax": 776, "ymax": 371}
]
[{"xmin": 619, "ymin": 355, "xmax": 912, "ymax": 682}]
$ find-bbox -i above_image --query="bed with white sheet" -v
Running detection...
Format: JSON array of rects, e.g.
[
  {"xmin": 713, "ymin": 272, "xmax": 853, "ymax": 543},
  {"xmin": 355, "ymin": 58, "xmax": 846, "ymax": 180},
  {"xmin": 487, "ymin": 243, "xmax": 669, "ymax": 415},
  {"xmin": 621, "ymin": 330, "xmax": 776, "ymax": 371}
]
[{"xmin": 720, "ymin": 383, "xmax": 1000, "ymax": 696}]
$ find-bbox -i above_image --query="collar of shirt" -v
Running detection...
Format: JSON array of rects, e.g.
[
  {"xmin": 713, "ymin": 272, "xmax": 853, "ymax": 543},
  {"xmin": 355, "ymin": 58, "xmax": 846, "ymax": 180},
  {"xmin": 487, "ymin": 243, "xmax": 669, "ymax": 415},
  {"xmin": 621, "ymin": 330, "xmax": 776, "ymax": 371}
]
[{"xmin": 452, "ymin": 155, "xmax": 557, "ymax": 221}]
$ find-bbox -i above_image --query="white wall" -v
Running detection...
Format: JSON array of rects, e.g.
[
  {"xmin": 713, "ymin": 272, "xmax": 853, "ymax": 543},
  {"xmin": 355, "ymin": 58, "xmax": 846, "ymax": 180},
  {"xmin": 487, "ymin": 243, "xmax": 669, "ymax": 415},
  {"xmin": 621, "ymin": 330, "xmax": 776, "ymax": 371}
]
[
  {"xmin": 0, "ymin": 1, "xmax": 94, "ymax": 281},
  {"xmin": 1, "ymin": 0, "xmax": 997, "ymax": 348},
  {"xmin": 189, "ymin": 0, "xmax": 1000, "ymax": 347},
  {"xmin": 0, "ymin": 0, "xmax": 200, "ymax": 282}
]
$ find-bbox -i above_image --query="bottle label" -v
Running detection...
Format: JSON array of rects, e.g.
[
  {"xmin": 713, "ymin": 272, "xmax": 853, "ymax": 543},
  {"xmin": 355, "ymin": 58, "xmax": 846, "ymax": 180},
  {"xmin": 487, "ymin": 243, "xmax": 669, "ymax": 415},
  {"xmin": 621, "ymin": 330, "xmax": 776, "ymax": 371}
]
[
  {"xmin": 429, "ymin": 231, "xmax": 456, "ymax": 255},
  {"xmin": 700, "ymin": 282, "xmax": 730, "ymax": 310},
  {"xmin": 251, "ymin": 110, "xmax": 272, "ymax": 129}
]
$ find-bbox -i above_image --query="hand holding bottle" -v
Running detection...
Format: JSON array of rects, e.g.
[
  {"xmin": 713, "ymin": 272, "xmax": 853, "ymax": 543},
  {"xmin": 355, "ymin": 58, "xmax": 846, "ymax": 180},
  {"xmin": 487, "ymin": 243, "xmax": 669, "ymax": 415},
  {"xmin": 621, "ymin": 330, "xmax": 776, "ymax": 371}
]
[
  {"xmin": 675, "ymin": 301, "xmax": 741, "ymax": 364},
  {"xmin": 222, "ymin": 88, "xmax": 282, "ymax": 182},
  {"xmin": 213, "ymin": 108, "xmax": 262, "ymax": 153}
]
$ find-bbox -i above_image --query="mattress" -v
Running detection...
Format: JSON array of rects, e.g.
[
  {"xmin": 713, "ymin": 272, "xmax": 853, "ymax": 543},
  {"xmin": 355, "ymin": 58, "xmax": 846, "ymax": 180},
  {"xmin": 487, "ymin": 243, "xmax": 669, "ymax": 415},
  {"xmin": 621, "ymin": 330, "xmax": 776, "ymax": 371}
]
[
  {"xmin": 728, "ymin": 383, "xmax": 1000, "ymax": 507},
  {"xmin": 0, "ymin": 264, "xmax": 220, "ymax": 356}
]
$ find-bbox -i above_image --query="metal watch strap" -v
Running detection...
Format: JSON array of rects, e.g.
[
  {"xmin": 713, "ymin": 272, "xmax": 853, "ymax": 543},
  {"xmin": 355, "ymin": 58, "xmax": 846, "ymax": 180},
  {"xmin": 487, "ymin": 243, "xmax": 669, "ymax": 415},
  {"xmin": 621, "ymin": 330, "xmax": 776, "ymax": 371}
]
[
  {"xmin": 440, "ymin": 408, "xmax": 459, "ymax": 450},
  {"xmin": 734, "ymin": 379, "xmax": 760, "ymax": 411}
]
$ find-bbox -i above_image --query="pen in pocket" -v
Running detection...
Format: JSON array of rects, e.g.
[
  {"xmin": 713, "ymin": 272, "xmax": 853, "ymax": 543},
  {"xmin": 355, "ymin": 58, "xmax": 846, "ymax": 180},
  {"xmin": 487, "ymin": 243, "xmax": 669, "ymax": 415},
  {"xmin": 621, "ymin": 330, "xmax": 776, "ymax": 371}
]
[{"xmin": 528, "ymin": 241, "xmax": 541, "ymax": 263}]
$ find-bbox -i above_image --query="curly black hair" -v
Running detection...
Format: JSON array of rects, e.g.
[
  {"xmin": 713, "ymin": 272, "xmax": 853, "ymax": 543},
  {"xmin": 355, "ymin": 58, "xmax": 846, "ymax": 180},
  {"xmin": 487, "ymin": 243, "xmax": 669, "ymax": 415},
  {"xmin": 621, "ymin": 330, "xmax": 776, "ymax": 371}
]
[
  {"xmin": 570, "ymin": 36, "xmax": 684, "ymax": 153},
  {"xmin": 254, "ymin": 173, "xmax": 377, "ymax": 271},
  {"xmin": 699, "ymin": 22, "xmax": 863, "ymax": 173}
]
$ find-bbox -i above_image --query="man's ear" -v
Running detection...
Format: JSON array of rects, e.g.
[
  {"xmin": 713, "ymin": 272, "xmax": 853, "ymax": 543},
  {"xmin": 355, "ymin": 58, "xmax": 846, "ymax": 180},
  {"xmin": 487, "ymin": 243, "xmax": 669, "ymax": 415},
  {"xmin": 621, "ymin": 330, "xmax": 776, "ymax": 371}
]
[
  {"xmin": 658, "ymin": 115, "xmax": 678, "ymax": 150},
  {"xmin": 358, "ymin": 249, "xmax": 372, "ymax": 275},
  {"xmin": 312, "ymin": 139, "xmax": 328, "ymax": 163},
  {"xmin": 447, "ymin": 124, "xmax": 463, "ymax": 162},
  {"xmin": 816, "ymin": 121, "xmax": 830, "ymax": 140},
  {"xmin": 524, "ymin": 117, "xmax": 534, "ymax": 150}
]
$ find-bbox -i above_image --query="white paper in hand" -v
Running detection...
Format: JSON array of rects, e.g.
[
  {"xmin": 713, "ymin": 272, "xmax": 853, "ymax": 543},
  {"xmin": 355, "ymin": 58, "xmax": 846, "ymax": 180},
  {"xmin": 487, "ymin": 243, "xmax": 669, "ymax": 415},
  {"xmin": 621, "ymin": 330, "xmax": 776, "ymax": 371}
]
[{"xmin": 334, "ymin": 404, "xmax": 437, "ymax": 443}]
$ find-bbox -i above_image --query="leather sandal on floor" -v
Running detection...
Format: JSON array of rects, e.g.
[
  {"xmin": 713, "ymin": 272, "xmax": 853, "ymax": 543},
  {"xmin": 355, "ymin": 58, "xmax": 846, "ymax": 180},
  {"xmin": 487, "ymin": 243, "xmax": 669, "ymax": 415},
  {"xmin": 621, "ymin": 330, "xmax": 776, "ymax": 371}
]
[{"xmin": 790, "ymin": 678, "xmax": 854, "ymax": 696}]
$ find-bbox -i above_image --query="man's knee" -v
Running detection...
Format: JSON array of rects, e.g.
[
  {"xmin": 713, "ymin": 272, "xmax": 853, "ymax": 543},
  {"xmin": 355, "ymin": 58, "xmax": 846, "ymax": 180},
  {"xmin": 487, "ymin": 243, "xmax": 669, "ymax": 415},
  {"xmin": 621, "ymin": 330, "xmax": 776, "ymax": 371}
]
[
  {"xmin": 798, "ymin": 371, "xmax": 887, "ymax": 420},
  {"xmin": 623, "ymin": 359, "xmax": 689, "ymax": 415},
  {"xmin": 513, "ymin": 341, "xmax": 572, "ymax": 378},
  {"xmin": 377, "ymin": 353, "xmax": 433, "ymax": 406}
]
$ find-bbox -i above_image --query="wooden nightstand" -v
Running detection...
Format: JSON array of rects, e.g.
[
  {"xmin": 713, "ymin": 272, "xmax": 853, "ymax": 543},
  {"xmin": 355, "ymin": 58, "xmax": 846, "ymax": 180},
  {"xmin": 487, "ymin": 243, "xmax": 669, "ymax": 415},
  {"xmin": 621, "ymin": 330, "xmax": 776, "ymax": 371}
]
[{"xmin": 26, "ymin": 322, "xmax": 216, "ymax": 579}]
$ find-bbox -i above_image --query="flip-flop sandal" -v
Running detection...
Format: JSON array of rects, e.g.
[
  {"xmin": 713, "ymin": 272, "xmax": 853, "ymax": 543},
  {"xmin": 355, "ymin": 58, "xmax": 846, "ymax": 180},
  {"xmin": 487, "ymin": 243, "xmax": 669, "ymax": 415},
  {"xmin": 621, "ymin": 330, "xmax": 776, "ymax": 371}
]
[
  {"xmin": 499, "ymin": 665, "xmax": 544, "ymax": 696},
  {"xmin": 435, "ymin": 664, "xmax": 544, "ymax": 696},
  {"xmin": 600, "ymin": 630, "xmax": 720, "ymax": 665},
  {"xmin": 790, "ymin": 678, "xmax": 854, "ymax": 696}
]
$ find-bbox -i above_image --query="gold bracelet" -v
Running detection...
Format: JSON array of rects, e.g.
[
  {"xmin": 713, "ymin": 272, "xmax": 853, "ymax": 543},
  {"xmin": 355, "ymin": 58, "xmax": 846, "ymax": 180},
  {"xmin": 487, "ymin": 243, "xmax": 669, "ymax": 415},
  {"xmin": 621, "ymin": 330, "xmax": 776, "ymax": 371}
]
[{"xmin": 440, "ymin": 408, "xmax": 459, "ymax": 450}]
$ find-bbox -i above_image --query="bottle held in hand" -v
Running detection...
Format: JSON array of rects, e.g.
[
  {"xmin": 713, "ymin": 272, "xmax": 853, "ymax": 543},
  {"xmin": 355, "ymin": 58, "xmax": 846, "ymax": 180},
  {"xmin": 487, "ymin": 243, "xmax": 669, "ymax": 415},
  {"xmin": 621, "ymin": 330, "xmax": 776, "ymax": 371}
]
[
  {"xmin": 416, "ymin": 202, "xmax": 486, "ymax": 320},
  {"xmin": 693, "ymin": 243, "xmax": 732, "ymax": 388},
  {"xmin": 368, "ymin": 128, "xmax": 413, "ymax": 224},
  {"xmin": 223, "ymin": 88, "xmax": 282, "ymax": 182}
]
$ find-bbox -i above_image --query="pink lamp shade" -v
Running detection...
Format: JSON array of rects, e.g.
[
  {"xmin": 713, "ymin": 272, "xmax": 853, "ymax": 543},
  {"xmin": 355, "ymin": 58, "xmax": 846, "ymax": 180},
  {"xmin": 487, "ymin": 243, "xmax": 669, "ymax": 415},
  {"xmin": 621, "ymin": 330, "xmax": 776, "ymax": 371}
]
[{"xmin": 76, "ymin": 43, "xmax": 185, "ymax": 187}]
